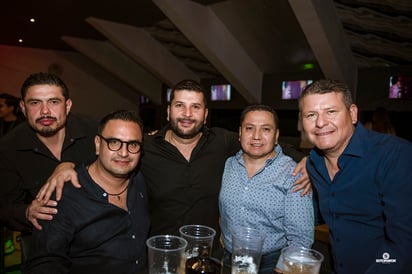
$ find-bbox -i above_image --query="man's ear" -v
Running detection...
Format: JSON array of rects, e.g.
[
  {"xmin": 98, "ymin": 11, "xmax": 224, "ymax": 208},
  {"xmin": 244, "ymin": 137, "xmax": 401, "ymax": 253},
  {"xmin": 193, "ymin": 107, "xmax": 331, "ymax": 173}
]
[
  {"xmin": 19, "ymin": 100, "xmax": 27, "ymax": 117},
  {"xmin": 350, "ymin": 104, "xmax": 358, "ymax": 124},
  {"xmin": 65, "ymin": 99, "xmax": 73, "ymax": 114}
]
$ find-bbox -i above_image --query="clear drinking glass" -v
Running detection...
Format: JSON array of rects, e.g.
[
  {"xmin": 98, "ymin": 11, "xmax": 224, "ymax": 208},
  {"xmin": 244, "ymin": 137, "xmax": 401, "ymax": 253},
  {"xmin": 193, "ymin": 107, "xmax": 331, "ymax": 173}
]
[
  {"xmin": 231, "ymin": 227, "xmax": 266, "ymax": 274},
  {"xmin": 179, "ymin": 224, "xmax": 216, "ymax": 259},
  {"xmin": 146, "ymin": 235, "xmax": 187, "ymax": 274},
  {"xmin": 281, "ymin": 246, "xmax": 324, "ymax": 274}
]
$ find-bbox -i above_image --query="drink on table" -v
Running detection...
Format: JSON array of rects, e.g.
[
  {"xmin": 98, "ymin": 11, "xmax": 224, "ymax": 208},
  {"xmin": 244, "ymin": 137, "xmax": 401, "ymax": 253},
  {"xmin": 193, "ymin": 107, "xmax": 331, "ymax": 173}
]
[
  {"xmin": 185, "ymin": 244, "xmax": 221, "ymax": 274},
  {"xmin": 230, "ymin": 227, "xmax": 265, "ymax": 274},
  {"xmin": 281, "ymin": 246, "xmax": 323, "ymax": 274}
]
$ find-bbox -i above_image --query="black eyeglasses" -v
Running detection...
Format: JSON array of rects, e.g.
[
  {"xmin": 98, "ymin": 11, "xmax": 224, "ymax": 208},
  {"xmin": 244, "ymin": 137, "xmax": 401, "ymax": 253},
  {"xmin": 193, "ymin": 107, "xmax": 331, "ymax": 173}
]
[{"xmin": 97, "ymin": 134, "xmax": 142, "ymax": 154}]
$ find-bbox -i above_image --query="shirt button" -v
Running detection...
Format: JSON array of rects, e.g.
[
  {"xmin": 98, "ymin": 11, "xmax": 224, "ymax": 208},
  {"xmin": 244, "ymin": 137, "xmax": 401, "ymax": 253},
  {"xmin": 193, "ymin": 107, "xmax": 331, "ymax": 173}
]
[
  {"xmin": 132, "ymin": 235, "xmax": 136, "ymax": 239},
  {"xmin": 103, "ymin": 193, "xmax": 107, "ymax": 197}
]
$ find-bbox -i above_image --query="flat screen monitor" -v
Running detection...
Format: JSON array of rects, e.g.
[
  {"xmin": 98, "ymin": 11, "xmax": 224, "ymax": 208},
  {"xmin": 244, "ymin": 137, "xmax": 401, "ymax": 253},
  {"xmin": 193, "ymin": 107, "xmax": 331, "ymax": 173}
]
[
  {"xmin": 281, "ymin": 80, "xmax": 313, "ymax": 99},
  {"xmin": 211, "ymin": 84, "xmax": 231, "ymax": 101},
  {"xmin": 140, "ymin": 95, "xmax": 150, "ymax": 104},
  {"xmin": 166, "ymin": 88, "xmax": 172, "ymax": 102},
  {"xmin": 388, "ymin": 75, "xmax": 412, "ymax": 99}
]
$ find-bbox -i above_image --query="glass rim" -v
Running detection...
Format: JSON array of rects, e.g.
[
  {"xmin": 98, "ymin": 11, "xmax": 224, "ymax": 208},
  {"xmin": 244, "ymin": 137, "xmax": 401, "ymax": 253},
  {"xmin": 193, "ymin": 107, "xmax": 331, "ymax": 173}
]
[
  {"xmin": 281, "ymin": 246, "xmax": 324, "ymax": 262},
  {"xmin": 231, "ymin": 226, "xmax": 266, "ymax": 240},
  {"xmin": 179, "ymin": 224, "xmax": 216, "ymax": 239},
  {"xmin": 146, "ymin": 234, "xmax": 188, "ymax": 252}
]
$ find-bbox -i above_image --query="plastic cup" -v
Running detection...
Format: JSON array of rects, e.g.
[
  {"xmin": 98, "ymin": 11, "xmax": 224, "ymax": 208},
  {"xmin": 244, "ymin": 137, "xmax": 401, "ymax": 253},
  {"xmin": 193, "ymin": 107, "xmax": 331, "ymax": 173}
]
[
  {"xmin": 179, "ymin": 224, "xmax": 216, "ymax": 259},
  {"xmin": 281, "ymin": 246, "xmax": 324, "ymax": 274},
  {"xmin": 231, "ymin": 227, "xmax": 266, "ymax": 274},
  {"xmin": 146, "ymin": 235, "xmax": 187, "ymax": 274}
]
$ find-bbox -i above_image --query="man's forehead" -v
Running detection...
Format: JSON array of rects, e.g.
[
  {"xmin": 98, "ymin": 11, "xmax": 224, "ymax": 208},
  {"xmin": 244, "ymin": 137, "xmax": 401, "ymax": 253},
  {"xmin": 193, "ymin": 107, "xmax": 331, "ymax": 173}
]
[
  {"xmin": 102, "ymin": 120, "xmax": 141, "ymax": 135},
  {"xmin": 173, "ymin": 90, "xmax": 205, "ymax": 104},
  {"xmin": 25, "ymin": 88, "xmax": 64, "ymax": 99}
]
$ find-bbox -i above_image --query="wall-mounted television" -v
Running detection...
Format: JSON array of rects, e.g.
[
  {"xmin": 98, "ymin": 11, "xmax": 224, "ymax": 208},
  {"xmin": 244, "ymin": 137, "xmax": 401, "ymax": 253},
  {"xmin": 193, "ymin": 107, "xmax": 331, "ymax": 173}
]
[
  {"xmin": 166, "ymin": 88, "xmax": 172, "ymax": 102},
  {"xmin": 211, "ymin": 84, "xmax": 231, "ymax": 101},
  {"xmin": 388, "ymin": 75, "xmax": 412, "ymax": 99},
  {"xmin": 140, "ymin": 95, "xmax": 150, "ymax": 104},
  {"xmin": 281, "ymin": 80, "xmax": 313, "ymax": 100}
]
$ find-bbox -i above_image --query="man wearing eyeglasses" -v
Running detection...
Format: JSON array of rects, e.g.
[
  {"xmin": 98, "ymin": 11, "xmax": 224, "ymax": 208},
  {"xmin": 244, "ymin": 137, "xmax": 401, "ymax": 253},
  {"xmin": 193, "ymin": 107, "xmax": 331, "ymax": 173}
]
[{"xmin": 23, "ymin": 110, "xmax": 149, "ymax": 274}]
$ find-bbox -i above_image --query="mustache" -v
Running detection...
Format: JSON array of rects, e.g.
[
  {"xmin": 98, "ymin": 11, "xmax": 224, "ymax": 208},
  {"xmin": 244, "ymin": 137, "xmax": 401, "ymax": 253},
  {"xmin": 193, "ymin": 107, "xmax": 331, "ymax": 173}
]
[
  {"xmin": 36, "ymin": 116, "xmax": 57, "ymax": 123},
  {"xmin": 177, "ymin": 118, "xmax": 195, "ymax": 123}
]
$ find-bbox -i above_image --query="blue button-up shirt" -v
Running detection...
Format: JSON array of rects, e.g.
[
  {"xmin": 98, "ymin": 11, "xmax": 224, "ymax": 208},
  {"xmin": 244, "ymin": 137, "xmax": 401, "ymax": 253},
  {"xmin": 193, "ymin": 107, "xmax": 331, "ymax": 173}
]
[
  {"xmin": 307, "ymin": 123, "xmax": 412, "ymax": 274},
  {"xmin": 219, "ymin": 145, "xmax": 314, "ymax": 262}
]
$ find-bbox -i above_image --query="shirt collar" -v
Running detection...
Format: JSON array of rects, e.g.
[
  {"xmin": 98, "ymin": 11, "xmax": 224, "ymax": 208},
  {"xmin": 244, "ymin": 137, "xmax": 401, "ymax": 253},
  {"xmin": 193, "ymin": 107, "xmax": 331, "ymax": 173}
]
[
  {"xmin": 309, "ymin": 123, "xmax": 365, "ymax": 166},
  {"xmin": 14, "ymin": 114, "xmax": 88, "ymax": 150}
]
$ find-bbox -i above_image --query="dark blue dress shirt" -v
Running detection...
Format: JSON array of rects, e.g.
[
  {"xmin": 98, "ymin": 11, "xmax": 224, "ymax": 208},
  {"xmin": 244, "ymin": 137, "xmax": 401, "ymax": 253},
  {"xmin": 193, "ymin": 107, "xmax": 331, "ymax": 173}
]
[{"xmin": 307, "ymin": 123, "xmax": 412, "ymax": 274}]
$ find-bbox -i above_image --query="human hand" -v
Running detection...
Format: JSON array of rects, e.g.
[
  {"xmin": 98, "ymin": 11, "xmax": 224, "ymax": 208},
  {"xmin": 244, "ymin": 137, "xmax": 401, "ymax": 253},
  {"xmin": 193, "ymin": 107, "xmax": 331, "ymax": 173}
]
[
  {"xmin": 273, "ymin": 267, "xmax": 283, "ymax": 274},
  {"xmin": 292, "ymin": 156, "xmax": 312, "ymax": 196},
  {"xmin": 26, "ymin": 199, "xmax": 58, "ymax": 230},
  {"xmin": 36, "ymin": 162, "xmax": 79, "ymax": 203}
]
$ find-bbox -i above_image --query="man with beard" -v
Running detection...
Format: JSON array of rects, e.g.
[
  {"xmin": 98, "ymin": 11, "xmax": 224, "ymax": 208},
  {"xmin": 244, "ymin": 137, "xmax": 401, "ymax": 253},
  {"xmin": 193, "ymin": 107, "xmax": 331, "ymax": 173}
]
[
  {"xmin": 36, "ymin": 80, "xmax": 310, "ymax": 258},
  {"xmin": 0, "ymin": 72, "xmax": 97, "ymax": 232},
  {"xmin": 139, "ymin": 81, "xmax": 310, "ymax": 258}
]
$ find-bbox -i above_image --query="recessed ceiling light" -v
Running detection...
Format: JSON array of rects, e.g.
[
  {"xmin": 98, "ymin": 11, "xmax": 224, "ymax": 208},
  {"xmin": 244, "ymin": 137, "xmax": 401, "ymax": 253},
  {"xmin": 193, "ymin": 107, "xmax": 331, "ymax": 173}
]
[{"xmin": 30, "ymin": 18, "xmax": 35, "ymax": 23}]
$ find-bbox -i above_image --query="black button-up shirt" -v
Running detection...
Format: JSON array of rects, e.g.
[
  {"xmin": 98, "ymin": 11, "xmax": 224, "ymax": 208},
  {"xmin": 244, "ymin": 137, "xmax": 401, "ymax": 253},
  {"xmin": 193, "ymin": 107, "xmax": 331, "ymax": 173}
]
[
  {"xmin": 23, "ymin": 164, "xmax": 150, "ymax": 274},
  {"xmin": 142, "ymin": 126, "xmax": 240, "ymax": 242},
  {"xmin": 0, "ymin": 114, "xmax": 97, "ymax": 231}
]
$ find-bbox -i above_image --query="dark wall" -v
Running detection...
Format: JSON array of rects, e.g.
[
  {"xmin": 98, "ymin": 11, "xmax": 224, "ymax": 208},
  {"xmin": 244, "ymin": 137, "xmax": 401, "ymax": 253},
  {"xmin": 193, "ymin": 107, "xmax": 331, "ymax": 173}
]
[{"xmin": 356, "ymin": 66, "xmax": 412, "ymax": 112}]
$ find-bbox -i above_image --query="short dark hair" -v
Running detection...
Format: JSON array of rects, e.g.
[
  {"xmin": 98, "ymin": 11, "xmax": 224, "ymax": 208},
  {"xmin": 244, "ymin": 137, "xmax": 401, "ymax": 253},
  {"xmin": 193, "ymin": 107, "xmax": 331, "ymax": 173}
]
[
  {"xmin": 169, "ymin": 79, "xmax": 208, "ymax": 107},
  {"xmin": 21, "ymin": 72, "xmax": 70, "ymax": 100},
  {"xmin": 0, "ymin": 93, "xmax": 20, "ymax": 113},
  {"xmin": 240, "ymin": 104, "xmax": 279, "ymax": 129},
  {"xmin": 299, "ymin": 79, "xmax": 353, "ymax": 110},
  {"xmin": 98, "ymin": 110, "xmax": 144, "ymax": 135}
]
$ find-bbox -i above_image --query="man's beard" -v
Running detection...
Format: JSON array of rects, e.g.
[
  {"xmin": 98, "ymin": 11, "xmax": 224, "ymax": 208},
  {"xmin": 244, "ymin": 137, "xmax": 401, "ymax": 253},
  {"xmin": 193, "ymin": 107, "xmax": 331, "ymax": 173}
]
[
  {"xmin": 36, "ymin": 126, "xmax": 61, "ymax": 137},
  {"xmin": 34, "ymin": 117, "xmax": 66, "ymax": 137},
  {"xmin": 170, "ymin": 118, "xmax": 204, "ymax": 139}
]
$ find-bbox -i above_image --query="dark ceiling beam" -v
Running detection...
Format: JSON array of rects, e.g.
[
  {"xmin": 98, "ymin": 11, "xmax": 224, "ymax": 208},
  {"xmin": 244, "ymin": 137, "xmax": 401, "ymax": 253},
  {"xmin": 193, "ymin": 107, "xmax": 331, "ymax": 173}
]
[
  {"xmin": 61, "ymin": 36, "xmax": 162, "ymax": 104},
  {"xmin": 153, "ymin": 0, "xmax": 263, "ymax": 103},
  {"xmin": 288, "ymin": 0, "xmax": 358, "ymax": 97},
  {"xmin": 86, "ymin": 17, "xmax": 199, "ymax": 88}
]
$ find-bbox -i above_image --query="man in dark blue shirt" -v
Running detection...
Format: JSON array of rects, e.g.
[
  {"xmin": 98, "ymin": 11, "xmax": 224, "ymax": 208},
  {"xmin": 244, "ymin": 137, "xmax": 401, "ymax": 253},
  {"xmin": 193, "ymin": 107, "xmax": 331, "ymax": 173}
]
[{"xmin": 299, "ymin": 79, "xmax": 412, "ymax": 274}]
